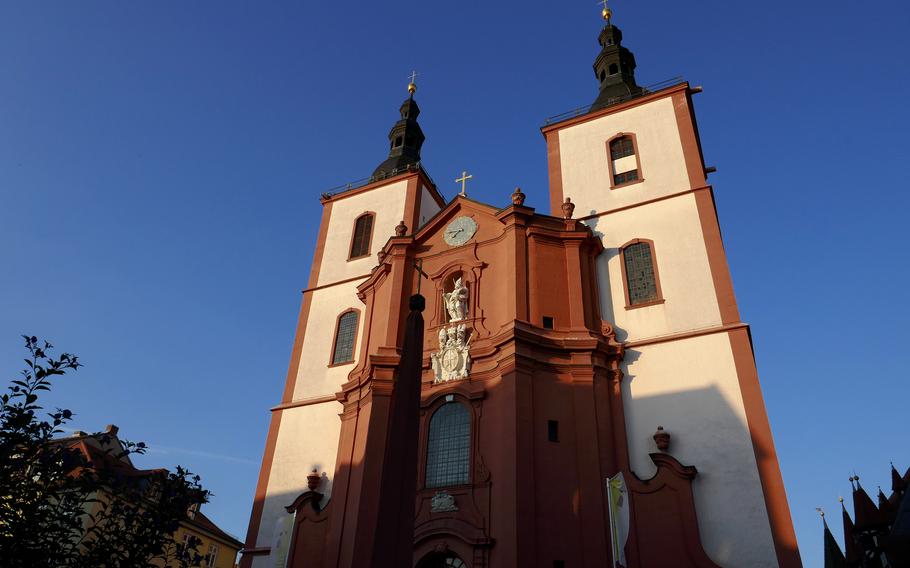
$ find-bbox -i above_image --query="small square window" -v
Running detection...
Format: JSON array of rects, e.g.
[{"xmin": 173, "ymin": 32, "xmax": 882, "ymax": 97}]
[
  {"xmin": 548, "ymin": 420, "xmax": 559, "ymax": 443},
  {"xmin": 542, "ymin": 316, "xmax": 554, "ymax": 329}
]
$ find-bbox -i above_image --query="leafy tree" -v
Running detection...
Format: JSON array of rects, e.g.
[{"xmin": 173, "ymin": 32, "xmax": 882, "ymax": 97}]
[{"xmin": 0, "ymin": 335, "xmax": 211, "ymax": 567}]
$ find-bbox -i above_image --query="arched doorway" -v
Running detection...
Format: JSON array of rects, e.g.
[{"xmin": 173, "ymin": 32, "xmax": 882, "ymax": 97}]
[{"xmin": 417, "ymin": 551, "xmax": 468, "ymax": 568}]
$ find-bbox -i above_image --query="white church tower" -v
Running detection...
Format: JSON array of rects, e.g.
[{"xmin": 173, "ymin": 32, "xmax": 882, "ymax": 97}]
[
  {"xmin": 241, "ymin": 8, "xmax": 802, "ymax": 567},
  {"xmin": 240, "ymin": 80, "xmax": 445, "ymax": 567},
  {"xmin": 540, "ymin": 8, "xmax": 800, "ymax": 568}
]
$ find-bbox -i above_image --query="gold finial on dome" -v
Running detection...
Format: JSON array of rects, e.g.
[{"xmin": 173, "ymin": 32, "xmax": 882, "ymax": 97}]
[
  {"xmin": 599, "ymin": 0, "xmax": 612, "ymax": 23},
  {"xmin": 407, "ymin": 70, "xmax": 418, "ymax": 95}
]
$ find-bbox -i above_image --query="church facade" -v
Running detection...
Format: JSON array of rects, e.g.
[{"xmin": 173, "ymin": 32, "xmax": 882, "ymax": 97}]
[{"xmin": 240, "ymin": 12, "xmax": 801, "ymax": 568}]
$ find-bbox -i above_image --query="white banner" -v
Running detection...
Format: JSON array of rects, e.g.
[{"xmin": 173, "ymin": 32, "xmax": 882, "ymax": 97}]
[{"xmin": 607, "ymin": 473, "xmax": 630, "ymax": 568}]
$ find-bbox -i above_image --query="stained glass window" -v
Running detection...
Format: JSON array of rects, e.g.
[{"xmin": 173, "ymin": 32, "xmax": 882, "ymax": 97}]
[
  {"xmin": 350, "ymin": 214, "xmax": 374, "ymax": 258},
  {"xmin": 332, "ymin": 311, "xmax": 358, "ymax": 364},
  {"xmin": 623, "ymin": 242, "xmax": 659, "ymax": 305},
  {"xmin": 425, "ymin": 402, "xmax": 470, "ymax": 488}
]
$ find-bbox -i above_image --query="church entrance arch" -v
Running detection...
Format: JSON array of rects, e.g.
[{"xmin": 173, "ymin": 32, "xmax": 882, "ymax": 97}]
[{"xmin": 417, "ymin": 551, "xmax": 468, "ymax": 568}]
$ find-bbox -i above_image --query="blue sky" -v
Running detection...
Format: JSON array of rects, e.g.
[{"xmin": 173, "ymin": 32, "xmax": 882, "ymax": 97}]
[{"xmin": 1, "ymin": 1, "xmax": 907, "ymax": 565}]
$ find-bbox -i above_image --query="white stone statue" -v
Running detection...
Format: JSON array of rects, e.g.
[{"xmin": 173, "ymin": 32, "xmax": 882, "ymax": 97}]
[
  {"xmin": 431, "ymin": 323, "xmax": 471, "ymax": 383},
  {"xmin": 443, "ymin": 277, "xmax": 469, "ymax": 322},
  {"xmin": 430, "ymin": 490, "xmax": 458, "ymax": 512},
  {"xmin": 438, "ymin": 327, "xmax": 448, "ymax": 350},
  {"xmin": 430, "ymin": 279, "xmax": 473, "ymax": 384}
]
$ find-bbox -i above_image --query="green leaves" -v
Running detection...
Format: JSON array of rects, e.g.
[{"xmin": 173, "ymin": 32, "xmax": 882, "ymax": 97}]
[{"xmin": 0, "ymin": 335, "xmax": 209, "ymax": 568}]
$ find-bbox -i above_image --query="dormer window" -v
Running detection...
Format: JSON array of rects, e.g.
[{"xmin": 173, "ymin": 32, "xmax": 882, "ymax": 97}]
[
  {"xmin": 608, "ymin": 134, "xmax": 642, "ymax": 188},
  {"xmin": 609, "ymin": 63, "xmax": 619, "ymax": 75}
]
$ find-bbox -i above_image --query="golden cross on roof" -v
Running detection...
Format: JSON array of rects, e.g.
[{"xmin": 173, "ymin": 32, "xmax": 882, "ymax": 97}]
[
  {"xmin": 408, "ymin": 70, "xmax": 419, "ymax": 94},
  {"xmin": 455, "ymin": 170, "xmax": 473, "ymax": 197}
]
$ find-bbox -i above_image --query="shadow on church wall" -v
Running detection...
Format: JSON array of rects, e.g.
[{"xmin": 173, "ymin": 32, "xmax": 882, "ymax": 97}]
[{"xmin": 242, "ymin": 377, "xmax": 800, "ymax": 567}]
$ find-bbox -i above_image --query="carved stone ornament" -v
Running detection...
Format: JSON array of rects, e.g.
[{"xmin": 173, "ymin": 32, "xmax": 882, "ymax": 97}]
[
  {"xmin": 306, "ymin": 468, "xmax": 321, "ymax": 491},
  {"xmin": 395, "ymin": 220, "xmax": 408, "ymax": 237},
  {"xmin": 430, "ymin": 490, "xmax": 458, "ymax": 513},
  {"xmin": 653, "ymin": 425, "xmax": 671, "ymax": 452},
  {"xmin": 431, "ymin": 278, "xmax": 472, "ymax": 384},
  {"xmin": 561, "ymin": 197, "xmax": 575, "ymax": 219},
  {"xmin": 511, "ymin": 186, "xmax": 526, "ymax": 206},
  {"xmin": 431, "ymin": 323, "xmax": 471, "ymax": 383}
]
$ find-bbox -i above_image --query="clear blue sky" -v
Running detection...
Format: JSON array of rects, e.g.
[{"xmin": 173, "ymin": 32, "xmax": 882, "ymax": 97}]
[{"xmin": 1, "ymin": 1, "xmax": 907, "ymax": 565}]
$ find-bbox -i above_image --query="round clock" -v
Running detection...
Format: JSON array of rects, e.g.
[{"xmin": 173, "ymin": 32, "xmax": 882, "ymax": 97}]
[{"xmin": 443, "ymin": 216, "xmax": 477, "ymax": 247}]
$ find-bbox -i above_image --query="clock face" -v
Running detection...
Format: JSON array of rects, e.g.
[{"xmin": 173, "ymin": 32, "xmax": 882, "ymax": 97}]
[{"xmin": 443, "ymin": 216, "xmax": 477, "ymax": 247}]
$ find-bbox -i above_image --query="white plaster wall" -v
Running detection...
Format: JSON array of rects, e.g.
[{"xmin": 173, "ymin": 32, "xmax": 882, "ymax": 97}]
[
  {"xmin": 317, "ymin": 179, "xmax": 409, "ymax": 286},
  {"xmin": 255, "ymin": 401, "xmax": 342, "ymax": 549},
  {"xmin": 418, "ymin": 184, "xmax": 441, "ymax": 229},
  {"xmin": 558, "ymin": 96, "xmax": 690, "ymax": 218},
  {"xmin": 292, "ymin": 284, "xmax": 364, "ymax": 400},
  {"xmin": 590, "ymin": 192, "xmax": 720, "ymax": 342},
  {"xmin": 622, "ymin": 333, "xmax": 777, "ymax": 567}
]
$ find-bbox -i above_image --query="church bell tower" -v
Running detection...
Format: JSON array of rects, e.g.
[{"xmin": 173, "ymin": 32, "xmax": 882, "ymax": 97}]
[
  {"xmin": 242, "ymin": 5, "xmax": 804, "ymax": 567},
  {"xmin": 239, "ymin": 77, "xmax": 445, "ymax": 568},
  {"xmin": 590, "ymin": 9, "xmax": 642, "ymax": 111}
]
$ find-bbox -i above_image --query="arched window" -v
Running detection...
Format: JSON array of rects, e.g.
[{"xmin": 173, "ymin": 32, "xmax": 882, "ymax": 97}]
[
  {"xmin": 349, "ymin": 213, "xmax": 374, "ymax": 259},
  {"xmin": 331, "ymin": 310, "xmax": 359, "ymax": 365},
  {"xmin": 425, "ymin": 402, "xmax": 471, "ymax": 488},
  {"xmin": 608, "ymin": 62, "xmax": 619, "ymax": 75},
  {"xmin": 608, "ymin": 134, "xmax": 641, "ymax": 188},
  {"xmin": 620, "ymin": 240, "xmax": 663, "ymax": 308}
]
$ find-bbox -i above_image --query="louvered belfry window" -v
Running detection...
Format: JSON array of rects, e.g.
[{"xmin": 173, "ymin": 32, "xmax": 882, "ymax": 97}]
[
  {"xmin": 425, "ymin": 402, "xmax": 471, "ymax": 488},
  {"xmin": 623, "ymin": 242, "xmax": 659, "ymax": 305},
  {"xmin": 610, "ymin": 136, "xmax": 639, "ymax": 186},
  {"xmin": 610, "ymin": 136, "xmax": 634, "ymax": 159},
  {"xmin": 350, "ymin": 214, "xmax": 374, "ymax": 259},
  {"xmin": 332, "ymin": 311, "xmax": 358, "ymax": 365}
]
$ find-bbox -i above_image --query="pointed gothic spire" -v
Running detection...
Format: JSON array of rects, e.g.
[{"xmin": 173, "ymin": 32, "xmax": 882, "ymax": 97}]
[
  {"xmin": 589, "ymin": 3, "xmax": 643, "ymax": 112},
  {"xmin": 852, "ymin": 476, "xmax": 884, "ymax": 530},
  {"xmin": 841, "ymin": 497, "xmax": 860, "ymax": 565},
  {"xmin": 878, "ymin": 486, "xmax": 897, "ymax": 519},
  {"xmin": 823, "ymin": 514, "xmax": 847, "ymax": 568},
  {"xmin": 893, "ymin": 463, "xmax": 908, "ymax": 494},
  {"xmin": 371, "ymin": 76, "xmax": 426, "ymax": 180}
]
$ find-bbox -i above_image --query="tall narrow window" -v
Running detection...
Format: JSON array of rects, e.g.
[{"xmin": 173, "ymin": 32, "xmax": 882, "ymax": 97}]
[
  {"xmin": 621, "ymin": 240, "xmax": 663, "ymax": 307},
  {"xmin": 608, "ymin": 134, "xmax": 641, "ymax": 187},
  {"xmin": 425, "ymin": 402, "xmax": 471, "ymax": 488},
  {"xmin": 349, "ymin": 213, "xmax": 374, "ymax": 259},
  {"xmin": 331, "ymin": 310, "xmax": 359, "ymax": 365}
]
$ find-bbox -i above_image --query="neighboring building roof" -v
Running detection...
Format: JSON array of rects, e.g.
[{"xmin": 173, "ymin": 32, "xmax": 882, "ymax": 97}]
[
  {"xmin": 184, "ymin": 510, "xmax": 244, "ymax": 550},
  {"xmin": 52, "ymin": 424, "xmax": 242, "ymax": 551}
]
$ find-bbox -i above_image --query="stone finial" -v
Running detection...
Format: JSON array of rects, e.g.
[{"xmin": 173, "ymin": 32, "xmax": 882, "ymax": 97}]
[
  {"xmin": 511, "ymin": 186, "xmax": 526, "ymax": 206},
  {"xmin": 377, "ymin": 250, "xmax": 386, "ymax": 263},
  {"xmin": 395, "ymin": 220, "xmax": 408, "ymax": 237},
  {"xmin": 561, "ymin": 197, "xmax": 575, "ymax": 219},
  {"xmin": 307, "ymin": 468, "xmax": 321, "ymax": 491},
  {"xmin": 653, "ymin": 425, "xmax": 671, "ymax": 452}
]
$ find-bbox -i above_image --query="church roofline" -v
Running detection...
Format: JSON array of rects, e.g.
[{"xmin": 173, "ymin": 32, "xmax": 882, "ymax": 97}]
[
  {"xmin": 540, "ymin": 78, "xmax": 690, "ymax": 135},
  {"xmin": 318, "ymin": 164, "xmax": 446, "ymax": 208}
]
